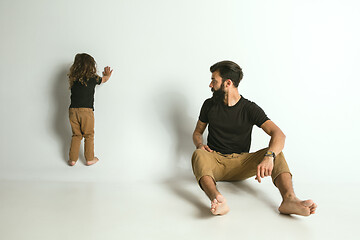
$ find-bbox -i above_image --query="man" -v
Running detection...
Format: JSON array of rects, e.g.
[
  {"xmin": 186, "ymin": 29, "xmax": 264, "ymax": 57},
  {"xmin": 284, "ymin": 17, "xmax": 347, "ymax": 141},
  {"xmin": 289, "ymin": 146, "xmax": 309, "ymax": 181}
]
[{"xmin": 192, "ymin": 60, "xmax": 317, "ymax": 216}]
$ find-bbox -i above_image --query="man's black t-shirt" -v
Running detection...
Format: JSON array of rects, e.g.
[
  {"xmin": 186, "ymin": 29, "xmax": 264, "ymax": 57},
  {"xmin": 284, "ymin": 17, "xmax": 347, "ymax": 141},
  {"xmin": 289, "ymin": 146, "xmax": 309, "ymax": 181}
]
[
  {"xmin": 199, "ymin": 96, "xmax": 269, "ymax": 154},
  {"xmin": 69, "ymin": 76, "xmax": 102, "ymax": 110}
]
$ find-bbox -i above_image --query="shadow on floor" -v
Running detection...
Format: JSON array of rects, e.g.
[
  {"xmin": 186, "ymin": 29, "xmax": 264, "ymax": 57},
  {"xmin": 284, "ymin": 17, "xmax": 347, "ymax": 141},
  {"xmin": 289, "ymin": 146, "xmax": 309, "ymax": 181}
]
[
  {"xmin": 226, "ymin": 181, "xmax": 278, "ymax": 209},
  {"xmin": 165, "ymin": 177, "xmax": 212, "ymax": 219},
  {"xmin": 221, "ymin": 180, "xmax": 297, "ymax": 216}
]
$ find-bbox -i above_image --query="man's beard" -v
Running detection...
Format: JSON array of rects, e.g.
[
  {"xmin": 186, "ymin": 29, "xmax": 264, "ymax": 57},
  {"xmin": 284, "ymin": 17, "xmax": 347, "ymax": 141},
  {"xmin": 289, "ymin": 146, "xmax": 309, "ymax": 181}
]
[{"xmin": 211, "ymin": 83, "xmax": 226, "ymax": 104}]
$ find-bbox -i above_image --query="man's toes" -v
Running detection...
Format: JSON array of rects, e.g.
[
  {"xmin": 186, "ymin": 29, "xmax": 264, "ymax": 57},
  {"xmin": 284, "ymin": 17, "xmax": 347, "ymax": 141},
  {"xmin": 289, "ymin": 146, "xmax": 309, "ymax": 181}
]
[
  {"xmin": 309, "ymin": 202, "xmax": 317, "ymax": 212},
  {"xmin": 302, "ymin": 200, "xmax": 314, "ymax": 208},
  {"xmin": 310, "ymin": 205, "xmax": 317, "ymax": 214},
  {"xmin": 310, "ymin": 205, "xmax": 317, "ymax": 210},
  {"xmin": 211, "ymin": 206, "xmax": 218, "ymax": 215}
]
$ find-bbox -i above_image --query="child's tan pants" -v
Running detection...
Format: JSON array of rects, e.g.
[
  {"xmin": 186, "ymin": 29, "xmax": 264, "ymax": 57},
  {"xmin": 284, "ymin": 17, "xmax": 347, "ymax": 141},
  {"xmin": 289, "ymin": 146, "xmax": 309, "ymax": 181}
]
[{"xmin": 68, "ymin": 108, "xmax": 95, "ymax": 162}]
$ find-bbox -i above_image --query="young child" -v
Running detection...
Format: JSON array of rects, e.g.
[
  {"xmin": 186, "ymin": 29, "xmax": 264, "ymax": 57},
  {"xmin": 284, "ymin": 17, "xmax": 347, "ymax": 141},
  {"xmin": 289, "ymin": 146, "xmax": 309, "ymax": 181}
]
[{"xmin": 67, "ymin": 53, "xmax": 113, "ymax": 166}]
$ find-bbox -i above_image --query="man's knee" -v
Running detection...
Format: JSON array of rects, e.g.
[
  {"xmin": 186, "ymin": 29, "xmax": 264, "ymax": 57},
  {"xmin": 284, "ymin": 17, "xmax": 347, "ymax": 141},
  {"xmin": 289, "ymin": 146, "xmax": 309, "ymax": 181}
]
[
  {"xmin": 276, "ymin": 151, "xmax": 285, "ymax": 160},
  {"xmin": 274, "ymin": 152, "xmax": 287, "ymax": 168},
  {"xmin": 272, "ymin": 152, "xmax": 291, "ymax": 184},
  {"xmin": 191, "ymin": 149, "xmax": 210, "ymax": 166},
  {"xmin": 192, "ymin": 149, "xmax": 215, "ymax": 175}
]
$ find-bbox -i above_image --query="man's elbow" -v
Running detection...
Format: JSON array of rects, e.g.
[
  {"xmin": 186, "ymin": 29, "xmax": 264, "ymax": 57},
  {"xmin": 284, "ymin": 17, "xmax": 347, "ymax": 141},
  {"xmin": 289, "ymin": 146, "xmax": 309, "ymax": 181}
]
[
  {"xmin": 273, "ymin": 130, "xmax": 286, "ymax": 140},
  {"xmin": 280, "ymin": 131, "xmax": 286, "ymax": 141},
  {"xmin": 193, "ymin": 131, "xmax": 203, "ymax": 138},
  {"xmin": 193, "ymin": 131, "xmax": 200, "ymax": 137}
]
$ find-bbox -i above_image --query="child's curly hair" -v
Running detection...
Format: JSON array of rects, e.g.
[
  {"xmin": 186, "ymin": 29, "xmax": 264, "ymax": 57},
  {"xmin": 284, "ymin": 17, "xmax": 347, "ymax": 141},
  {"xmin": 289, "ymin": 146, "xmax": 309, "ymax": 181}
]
[{"xmin": 68, "ymin": 53, "xmax": 98, "ymax": 88}]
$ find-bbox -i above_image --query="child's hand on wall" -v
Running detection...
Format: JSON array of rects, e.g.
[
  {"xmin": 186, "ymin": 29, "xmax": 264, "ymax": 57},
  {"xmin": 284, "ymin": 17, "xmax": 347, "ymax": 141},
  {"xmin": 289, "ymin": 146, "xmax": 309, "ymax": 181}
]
[{"xmin": 102, "ymin": 66, "xmax": 113, "ymax": 83}]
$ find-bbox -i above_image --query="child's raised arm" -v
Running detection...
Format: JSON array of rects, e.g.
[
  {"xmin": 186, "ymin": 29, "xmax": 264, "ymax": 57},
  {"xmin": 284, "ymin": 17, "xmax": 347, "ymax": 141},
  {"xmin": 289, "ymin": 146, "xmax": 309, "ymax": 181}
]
[{"xmin": 101, "ymin": 66, "xmax": 113, "ymax": 83}]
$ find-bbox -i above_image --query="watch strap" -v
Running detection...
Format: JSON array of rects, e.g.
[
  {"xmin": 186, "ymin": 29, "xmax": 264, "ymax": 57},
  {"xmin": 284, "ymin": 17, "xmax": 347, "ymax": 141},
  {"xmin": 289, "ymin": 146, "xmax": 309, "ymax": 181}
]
[{"xmin": 264, "ymin": 151, "xmax": 276, "ymax": 159}]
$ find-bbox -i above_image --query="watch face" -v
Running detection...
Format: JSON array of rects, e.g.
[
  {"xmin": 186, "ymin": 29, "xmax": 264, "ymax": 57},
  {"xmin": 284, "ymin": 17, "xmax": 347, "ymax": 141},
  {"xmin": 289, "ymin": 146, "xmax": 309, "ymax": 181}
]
[{"xmin": 266, "ymin": 151, "xmax": 272, "ymax": 155}]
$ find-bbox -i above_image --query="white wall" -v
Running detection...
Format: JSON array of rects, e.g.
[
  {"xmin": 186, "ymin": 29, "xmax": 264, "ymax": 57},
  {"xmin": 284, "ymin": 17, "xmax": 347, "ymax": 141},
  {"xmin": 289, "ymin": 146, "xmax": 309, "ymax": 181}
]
[{"xmin": 0, "ymin": 0, "xmax": 359, "ymax": 184}]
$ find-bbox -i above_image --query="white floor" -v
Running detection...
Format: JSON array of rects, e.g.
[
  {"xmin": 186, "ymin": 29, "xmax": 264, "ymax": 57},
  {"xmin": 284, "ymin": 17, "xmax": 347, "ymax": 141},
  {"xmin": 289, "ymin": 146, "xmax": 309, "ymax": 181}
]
[{"xmin": 0, "ymin": 177, "xmax": 358, "ymax": 240}]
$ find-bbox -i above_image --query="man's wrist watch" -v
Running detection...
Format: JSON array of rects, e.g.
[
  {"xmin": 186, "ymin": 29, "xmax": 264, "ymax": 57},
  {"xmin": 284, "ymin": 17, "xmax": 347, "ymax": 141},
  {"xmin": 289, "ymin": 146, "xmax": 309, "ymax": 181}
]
[{"xmin": 264, "ymin": 151, "xmax": 276, "ymax": 160}]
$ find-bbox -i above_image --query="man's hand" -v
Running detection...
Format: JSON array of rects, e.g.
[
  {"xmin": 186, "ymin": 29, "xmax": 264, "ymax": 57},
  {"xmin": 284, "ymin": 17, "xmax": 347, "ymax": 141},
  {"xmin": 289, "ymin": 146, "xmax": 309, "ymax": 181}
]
[
  {"xmin": 255, "ymin": 156, "xmax": 274, "ymax": 183},
  {"xmin": 197, "ymin": 143, "xmax": 213, "ymax": 152}
]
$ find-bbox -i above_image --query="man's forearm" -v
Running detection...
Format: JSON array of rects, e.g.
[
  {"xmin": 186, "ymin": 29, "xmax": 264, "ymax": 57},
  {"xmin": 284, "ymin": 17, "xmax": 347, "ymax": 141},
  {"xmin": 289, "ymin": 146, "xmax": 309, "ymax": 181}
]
[
  {"xmin": 193, "ymin": 132, "xmax": 203, "ymax": 148},
  {"xmin": 268, "ymin": 132, "xmax": 286, "ymax": 156}
]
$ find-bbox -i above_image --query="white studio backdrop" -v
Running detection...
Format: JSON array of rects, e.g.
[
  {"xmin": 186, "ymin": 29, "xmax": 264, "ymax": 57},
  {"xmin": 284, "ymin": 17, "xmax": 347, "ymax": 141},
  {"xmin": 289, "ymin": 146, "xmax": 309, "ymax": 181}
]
[{"xmin": 0, "ymin": 0, "xmax": 359, "ymax": 184}]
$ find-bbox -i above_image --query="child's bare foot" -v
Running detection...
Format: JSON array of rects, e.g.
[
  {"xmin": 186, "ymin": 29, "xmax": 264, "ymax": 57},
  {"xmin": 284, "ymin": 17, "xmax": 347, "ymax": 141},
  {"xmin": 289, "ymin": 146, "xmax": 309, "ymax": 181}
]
[
  {"xmin": 210, "ymin": 195, "xmax": 230, "ymax": 215},
  {"xmin": 68, "ymin": 160, "xmax": 76, "ymax": 166},
  {"xmin": 279, "ymin": 197, "xmax": 317, "ymax": 216},
  {"xmin": 86, "ymin": 157, "xmax": 99, "ymax": 166}
]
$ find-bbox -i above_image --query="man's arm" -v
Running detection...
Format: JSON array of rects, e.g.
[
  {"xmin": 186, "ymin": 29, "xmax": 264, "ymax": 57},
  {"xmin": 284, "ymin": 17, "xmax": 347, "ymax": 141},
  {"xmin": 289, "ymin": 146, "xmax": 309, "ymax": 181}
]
[
  {"xmin": 255, "ymin": 120, "xmax": 286, "ymax": 183},
  {"xmin": 101, "ymin": 66, "xmax": 113, "ymax": 83},
  {"xmin": 261, "ymin": 120, "xmax": 286, "ymax": 156},
  {"xmin": 193, "ymin": 120, "xmax": 213, "ymax": 152}
]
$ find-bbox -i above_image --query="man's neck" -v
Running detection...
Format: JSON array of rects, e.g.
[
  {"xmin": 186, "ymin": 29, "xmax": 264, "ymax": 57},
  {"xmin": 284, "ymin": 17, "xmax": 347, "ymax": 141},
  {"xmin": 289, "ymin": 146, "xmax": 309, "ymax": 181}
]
[{"xmin": 224, "ymin": 89, "xmax": 241, "ymax": 106}]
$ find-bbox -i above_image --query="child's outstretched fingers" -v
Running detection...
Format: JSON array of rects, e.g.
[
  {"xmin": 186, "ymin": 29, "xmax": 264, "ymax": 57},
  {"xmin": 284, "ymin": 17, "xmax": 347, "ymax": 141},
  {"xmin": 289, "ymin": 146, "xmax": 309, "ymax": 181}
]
[
  {"xmin": 103, "ymin": 66, "xmax": 113, "ymax": 76},
  {"xmin": 101, "ymin": 66, "xmax": 113, "ymax": 83}
]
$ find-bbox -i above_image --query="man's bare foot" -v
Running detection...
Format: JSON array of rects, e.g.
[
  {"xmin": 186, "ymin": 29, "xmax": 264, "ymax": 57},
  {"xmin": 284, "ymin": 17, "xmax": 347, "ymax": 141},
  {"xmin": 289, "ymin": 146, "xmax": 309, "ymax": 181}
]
[
  {"xmin": 86, "ymin": 157, "xmax": 99, "ymax": 166},
  {"xmin": 211, "ymin": 195, "xmax": 230, "ymax": 215},
  {"xmin": 279, "ymin": 197, "xmax": 317, "ymax": 216},
  {"xmin": 68, "ymin": 160, "xmax": 76, "ymax": 166}
]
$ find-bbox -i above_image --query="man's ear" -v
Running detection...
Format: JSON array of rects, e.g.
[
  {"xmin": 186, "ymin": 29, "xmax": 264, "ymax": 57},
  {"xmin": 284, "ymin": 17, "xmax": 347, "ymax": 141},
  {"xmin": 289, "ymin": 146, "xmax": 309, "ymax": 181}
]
[{"xmin": 225, "ymin": 79, "xmax": 232, "ymax": 87}]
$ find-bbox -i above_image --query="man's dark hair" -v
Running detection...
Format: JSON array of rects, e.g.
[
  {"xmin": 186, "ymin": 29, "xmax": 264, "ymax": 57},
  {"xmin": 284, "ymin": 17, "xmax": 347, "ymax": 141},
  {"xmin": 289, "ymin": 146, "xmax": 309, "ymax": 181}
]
[{"xmin": 210, "ymin": 60, "xmax": 243, "ymax": 87}]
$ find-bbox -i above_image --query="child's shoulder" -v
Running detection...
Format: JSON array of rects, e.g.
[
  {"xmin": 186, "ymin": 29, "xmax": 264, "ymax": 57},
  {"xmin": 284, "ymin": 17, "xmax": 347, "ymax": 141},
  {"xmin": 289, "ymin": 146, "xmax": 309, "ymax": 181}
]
[
  {"xmin": 81, "ymin": 75, "xmax": 101, "ymax": 83},
  {"xmin": 92, "ymin": 75, "xmax": 102, "ymax": 85}
]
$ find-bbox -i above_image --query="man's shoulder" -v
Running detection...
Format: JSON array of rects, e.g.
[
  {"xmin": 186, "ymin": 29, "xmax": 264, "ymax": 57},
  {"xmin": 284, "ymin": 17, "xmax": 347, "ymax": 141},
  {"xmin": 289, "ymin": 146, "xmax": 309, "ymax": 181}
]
[
  {"xmin": 202, "ymin": 97, "xmax": 220, "ymax": 111},
  {"xmin": 203, "ymin": 97, "xmax": 213, "ymax": 105},
  {"xmin": 240, "ymin": 95, "xmax": 251, "ymax": 104},
  {"xmin": 240, "ymin": 96, "xmax": 268, "ymax": 123},
  {"xmin": 240, "ymin": 96, "xmax": 260, "ymax": 108}
]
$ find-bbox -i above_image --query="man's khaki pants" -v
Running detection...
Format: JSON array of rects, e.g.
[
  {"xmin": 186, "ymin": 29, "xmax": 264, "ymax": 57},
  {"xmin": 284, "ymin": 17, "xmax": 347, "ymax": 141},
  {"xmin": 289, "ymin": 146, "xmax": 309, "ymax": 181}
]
[{"xmin": 192, "ymin": 148, "xmax": 291, "ymax": 187}]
